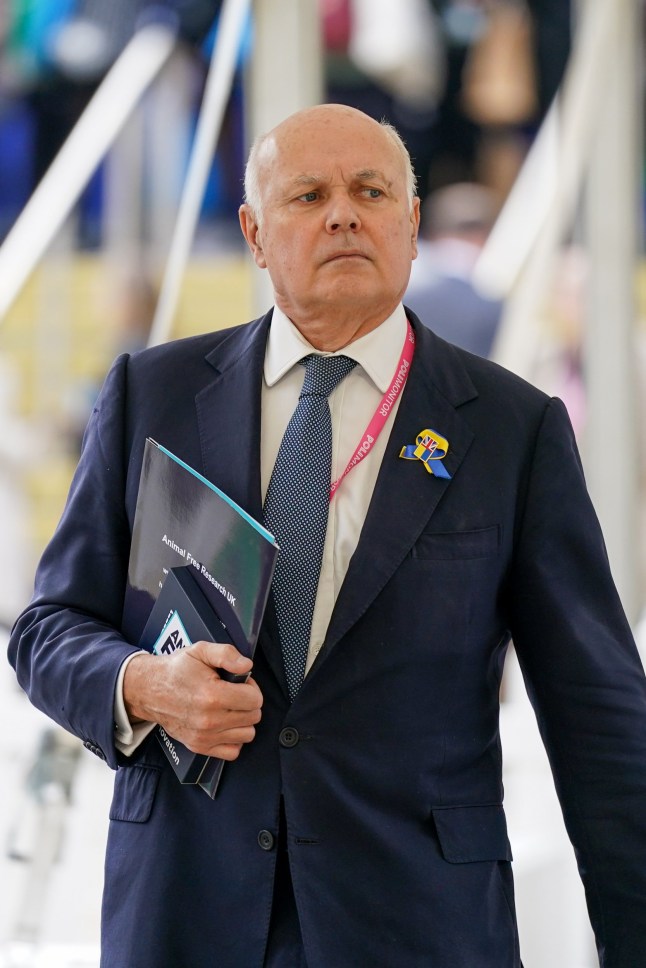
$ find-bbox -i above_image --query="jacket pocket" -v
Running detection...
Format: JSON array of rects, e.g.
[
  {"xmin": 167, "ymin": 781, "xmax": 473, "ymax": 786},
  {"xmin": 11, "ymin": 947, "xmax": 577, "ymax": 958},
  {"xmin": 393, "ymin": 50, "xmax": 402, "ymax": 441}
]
[
  {"xmin": 109, "ymin": 764, "xmax": 161, "ymax": 823},
  {"xmin": 432, "ymin": 803, "xmax": 512, "ymax": 863},
  {"xmin": 412, "ymin": 525, "xmax": 500, "ymax": 560}
]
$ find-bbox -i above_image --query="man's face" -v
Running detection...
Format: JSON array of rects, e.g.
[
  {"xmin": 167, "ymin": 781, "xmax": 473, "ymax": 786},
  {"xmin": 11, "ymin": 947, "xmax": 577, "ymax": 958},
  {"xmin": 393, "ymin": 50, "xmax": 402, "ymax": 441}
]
[{"xmin": 239, "ymin": 106, "xmax": 420, "ymax": 345}]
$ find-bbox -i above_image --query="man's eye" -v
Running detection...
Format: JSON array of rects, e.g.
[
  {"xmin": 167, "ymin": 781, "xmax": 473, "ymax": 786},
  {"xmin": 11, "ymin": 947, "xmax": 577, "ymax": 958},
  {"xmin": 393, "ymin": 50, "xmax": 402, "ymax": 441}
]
[
  {"xmin": 361, "ymin": 188, "xmax": 383, "ymax": 199},
  {"xmin": 298, "ymin": 191, "xmax": 319, "ymax": 203}
]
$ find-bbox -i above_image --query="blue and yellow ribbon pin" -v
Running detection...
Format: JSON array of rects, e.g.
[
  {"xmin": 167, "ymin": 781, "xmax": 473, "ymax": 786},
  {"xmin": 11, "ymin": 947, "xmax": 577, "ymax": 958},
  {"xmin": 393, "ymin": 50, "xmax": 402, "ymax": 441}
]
[{"xmin": 399, "ymin": 429, "xmax": 452, "ymax": 479}]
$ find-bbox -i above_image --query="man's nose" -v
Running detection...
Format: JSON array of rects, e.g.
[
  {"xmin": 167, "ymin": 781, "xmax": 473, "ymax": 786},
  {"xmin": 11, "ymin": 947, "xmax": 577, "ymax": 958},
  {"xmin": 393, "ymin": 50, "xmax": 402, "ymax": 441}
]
[{"xmin": 325, "ymin": 196, "xmax": 361, "ymax": 233}]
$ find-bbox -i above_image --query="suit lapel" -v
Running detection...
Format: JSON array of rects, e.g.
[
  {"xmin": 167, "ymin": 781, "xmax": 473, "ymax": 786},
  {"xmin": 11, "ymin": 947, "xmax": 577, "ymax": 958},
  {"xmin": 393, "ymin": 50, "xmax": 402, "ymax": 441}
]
[
  {"xmin": 312, "ymin": 321, "xmax": 478, "ymax": 671},
  {"xmin": 195, "ymin": 314, "xmax": 270, "ymax": 523},
  {"xmin": 193, "ymin": 312, "xmax": 291, "ymax": 694}
]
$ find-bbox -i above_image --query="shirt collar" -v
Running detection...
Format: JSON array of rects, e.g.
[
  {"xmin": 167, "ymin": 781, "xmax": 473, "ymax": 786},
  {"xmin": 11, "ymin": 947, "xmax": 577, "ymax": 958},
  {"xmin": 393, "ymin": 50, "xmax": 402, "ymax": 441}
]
[{"xmin": 264, "ymin": 304, "xmax": 409, "ymax": 393}]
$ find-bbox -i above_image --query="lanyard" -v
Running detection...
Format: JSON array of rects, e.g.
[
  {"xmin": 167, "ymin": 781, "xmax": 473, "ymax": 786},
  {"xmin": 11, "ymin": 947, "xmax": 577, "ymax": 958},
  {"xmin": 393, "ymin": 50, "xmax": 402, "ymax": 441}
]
[{"xmin": 329, "ymin": 318, "xmax": 415, "ymax": 500}]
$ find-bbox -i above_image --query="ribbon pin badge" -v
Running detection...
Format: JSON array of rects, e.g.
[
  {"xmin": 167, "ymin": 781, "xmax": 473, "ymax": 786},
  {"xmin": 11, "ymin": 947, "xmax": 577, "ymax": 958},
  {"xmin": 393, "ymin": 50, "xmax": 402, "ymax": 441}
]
[{"xmin": 399, "ymin": 429, "xmax": 452, "ymax": 479}]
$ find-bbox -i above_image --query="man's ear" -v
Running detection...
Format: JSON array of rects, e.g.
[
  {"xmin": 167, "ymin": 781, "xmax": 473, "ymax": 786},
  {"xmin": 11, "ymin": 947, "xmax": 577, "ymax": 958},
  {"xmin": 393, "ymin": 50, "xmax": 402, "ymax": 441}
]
[
  {"xmin": 410, "ymin": 196, "xmax": 421, "ymax": 260},
  {"xmin": 239, "ymin": 204, "xmax": 267, "ymax": 269}
]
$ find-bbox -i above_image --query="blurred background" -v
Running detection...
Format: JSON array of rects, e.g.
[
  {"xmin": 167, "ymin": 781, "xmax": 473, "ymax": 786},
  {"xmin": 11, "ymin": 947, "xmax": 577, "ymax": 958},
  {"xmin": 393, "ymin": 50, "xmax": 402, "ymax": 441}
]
[{"xmin": 0, "ymin": 1, "xmax": 644, "ymax": 965}]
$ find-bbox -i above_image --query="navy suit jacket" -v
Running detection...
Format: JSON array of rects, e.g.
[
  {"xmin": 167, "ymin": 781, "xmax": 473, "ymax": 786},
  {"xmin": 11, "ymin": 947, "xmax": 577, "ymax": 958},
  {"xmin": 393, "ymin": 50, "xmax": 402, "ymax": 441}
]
[{"xmin": 9, "ymin": 311, "xmax": 646, "ymax": 968}]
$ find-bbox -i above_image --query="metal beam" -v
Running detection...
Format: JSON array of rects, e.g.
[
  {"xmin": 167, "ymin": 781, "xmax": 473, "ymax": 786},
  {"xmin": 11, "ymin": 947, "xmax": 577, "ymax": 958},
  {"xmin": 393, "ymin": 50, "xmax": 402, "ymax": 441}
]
[
  {"xmin": 147, "ymin": 0, "xmax": 253, "ymax": 346},
  {"xmin": 0, "ymin": 24, "xmax": 177, "ymax": 323},
  {"xmin": 582, "ymin": 0, "xmax": 642, "ymax": 621},
  {"xmin": 245, "ymin": 0, "xmax": 324, "ymax": 314}
]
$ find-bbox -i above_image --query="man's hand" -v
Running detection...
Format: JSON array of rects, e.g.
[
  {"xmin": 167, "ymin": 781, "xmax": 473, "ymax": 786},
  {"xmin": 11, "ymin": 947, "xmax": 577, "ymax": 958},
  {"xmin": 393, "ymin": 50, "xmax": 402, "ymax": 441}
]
[{"xmin": 123, "ymin": 642, "xmax": 263, "ymax": 760}]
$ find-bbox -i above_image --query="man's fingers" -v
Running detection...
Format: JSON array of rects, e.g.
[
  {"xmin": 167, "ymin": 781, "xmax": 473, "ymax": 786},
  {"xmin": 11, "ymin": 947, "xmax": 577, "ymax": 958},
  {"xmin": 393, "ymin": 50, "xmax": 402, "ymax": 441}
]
[
  {"xmin": 209, "ymin": 742, "xmax": 248, "ymax": 762},
  {"xmin": 213, "ymin": 677, "xmax": 264, "ymax": 712},
  {"xmin": 204, "ymin": 725, "xmax": 258, "ymax": 758},
  {"xmin": 180, "ymin": 723, "xmax": 259, "ymax": 759},
  {"xmin": 187, "ymin": 701, "xmax": 263, "ymax": 733}
]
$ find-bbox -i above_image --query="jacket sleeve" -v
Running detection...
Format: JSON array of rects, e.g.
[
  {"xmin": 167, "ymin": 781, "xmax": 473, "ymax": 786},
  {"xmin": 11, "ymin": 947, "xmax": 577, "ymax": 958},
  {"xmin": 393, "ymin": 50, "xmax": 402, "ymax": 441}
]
[
  {"xmin": 7, "ymin": 354, "xmax": 140, "ymax": 771},
  {"xmin": 509, "ymin": 396, "xmax": 646, "ymax": 967}
]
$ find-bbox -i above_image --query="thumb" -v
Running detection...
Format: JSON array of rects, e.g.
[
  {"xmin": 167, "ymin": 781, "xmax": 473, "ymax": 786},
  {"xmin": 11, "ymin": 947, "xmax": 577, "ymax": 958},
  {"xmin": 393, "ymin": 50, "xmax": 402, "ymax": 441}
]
[{"xmin": 191, "ymin": 640, "xmax": 253, "ymax": 678}]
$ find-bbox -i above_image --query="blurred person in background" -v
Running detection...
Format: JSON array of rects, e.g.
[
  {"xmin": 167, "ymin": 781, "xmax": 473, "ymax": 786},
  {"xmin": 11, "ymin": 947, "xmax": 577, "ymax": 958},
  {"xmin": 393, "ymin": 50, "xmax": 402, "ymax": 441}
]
[
  {"xmin": 405, "ymin": 180, "xmax": 502, "ymax": 357},
  {"xmin": 323, "ymin": 0, "xmax": 571, "ymax": 209},
  {"xmin": 8, "ymin": 103, "xmax": 646, "ymax": 968}
]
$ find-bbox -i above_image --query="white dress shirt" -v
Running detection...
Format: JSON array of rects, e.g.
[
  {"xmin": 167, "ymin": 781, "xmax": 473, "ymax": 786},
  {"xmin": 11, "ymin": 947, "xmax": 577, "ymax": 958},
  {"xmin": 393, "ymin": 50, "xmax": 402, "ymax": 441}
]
[
  {"xmin": 115, "ymin": 303, "xmax": 408, "ymax": 752},
  {"xmin": 262, "ymin": 304, "xmax": 407, "ymax": 671}
]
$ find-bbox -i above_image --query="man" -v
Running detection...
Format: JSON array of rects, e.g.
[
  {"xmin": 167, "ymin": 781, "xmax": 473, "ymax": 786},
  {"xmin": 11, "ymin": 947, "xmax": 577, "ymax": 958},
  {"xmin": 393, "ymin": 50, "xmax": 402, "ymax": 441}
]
[
  {"xmin": 405, "ymin": 181, "xmax": 503, "ymax": 358},
  {"xmin": 8, "ymin": 105, "xmax": 646, "ymax": 967}
]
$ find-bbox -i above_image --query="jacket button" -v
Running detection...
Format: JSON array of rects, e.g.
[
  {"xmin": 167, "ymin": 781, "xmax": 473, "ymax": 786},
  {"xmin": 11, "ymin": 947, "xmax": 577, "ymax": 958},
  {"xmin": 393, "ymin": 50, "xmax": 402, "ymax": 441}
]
[
  {"xmin": 279, "ymin": 727, "xmax": 299, "ymax": 748},
  {"xmin": 258, "ymin": 829, "xmax": 275, "ymax": 851},
  {"xmin": 83, "ymin": 740, "xmax": 106, "ymax": 760}
]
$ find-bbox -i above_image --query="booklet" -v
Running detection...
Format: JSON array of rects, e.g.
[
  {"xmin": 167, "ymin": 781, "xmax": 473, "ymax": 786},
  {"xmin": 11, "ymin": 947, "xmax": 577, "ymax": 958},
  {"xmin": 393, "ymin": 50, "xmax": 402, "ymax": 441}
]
[{"xmin": 125, "ymin": 438, "xmax": 278, "ymax": 797}]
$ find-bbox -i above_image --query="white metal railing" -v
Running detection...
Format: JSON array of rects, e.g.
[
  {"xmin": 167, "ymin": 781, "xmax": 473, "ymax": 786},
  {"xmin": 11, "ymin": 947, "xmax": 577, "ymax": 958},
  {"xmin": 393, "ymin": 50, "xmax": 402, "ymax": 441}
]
[
  {"xmin": 147, "ymin": 0, "xmax": 252, "ymax": 347},
  {"xmin": 474, "ymin": 0, "xmax": 641, "ymax": 621},
  {"xmin": 474, "ymin": 2, "xmax": 625, "ymax": 373},
  {"xmin": 0, "ymin": 23, "xmax": 177, "ymax": 322},
  {"xmin": 0, "ymin": 0, "xmax": 254, "ymax": 343}
]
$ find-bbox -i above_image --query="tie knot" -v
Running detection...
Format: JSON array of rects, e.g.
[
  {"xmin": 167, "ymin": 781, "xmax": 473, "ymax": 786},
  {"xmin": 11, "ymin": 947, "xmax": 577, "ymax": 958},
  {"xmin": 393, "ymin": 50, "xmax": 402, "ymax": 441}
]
[{"xmin": 299, "ymin": 354, "xmax": 357, "ymax": 399}]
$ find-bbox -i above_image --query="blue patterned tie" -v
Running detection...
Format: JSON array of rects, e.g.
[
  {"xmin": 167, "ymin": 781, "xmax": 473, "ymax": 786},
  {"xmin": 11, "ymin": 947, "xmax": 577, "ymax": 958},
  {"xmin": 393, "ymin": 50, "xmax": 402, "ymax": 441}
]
[{"xmin": 264, "ymin": 354, "xmax": 358, "ymax": 700}]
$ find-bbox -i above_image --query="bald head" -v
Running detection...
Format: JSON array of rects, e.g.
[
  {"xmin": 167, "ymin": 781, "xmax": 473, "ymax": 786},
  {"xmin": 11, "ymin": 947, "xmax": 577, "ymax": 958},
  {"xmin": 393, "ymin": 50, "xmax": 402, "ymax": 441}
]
[
  {"xmin": 237, "ymin": 102, "xmax": 421, "ymax": 349},
  {"xmin": 244, "ymin": 104, "xmax": 417, "ymax": 227}
]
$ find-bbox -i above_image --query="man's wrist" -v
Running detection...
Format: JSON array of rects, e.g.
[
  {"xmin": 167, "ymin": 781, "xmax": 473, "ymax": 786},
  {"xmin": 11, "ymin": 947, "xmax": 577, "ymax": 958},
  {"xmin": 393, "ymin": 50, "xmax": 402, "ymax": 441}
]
[{"xmin": 123, "ymin": 651, "xmax": 158, "ymax": 724}]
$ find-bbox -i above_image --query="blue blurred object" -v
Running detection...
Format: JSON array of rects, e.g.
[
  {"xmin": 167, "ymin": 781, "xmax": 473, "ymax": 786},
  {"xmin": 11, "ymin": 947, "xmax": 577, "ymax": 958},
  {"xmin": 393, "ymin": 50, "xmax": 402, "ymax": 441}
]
[{"xmin": 0, "ymin": 100, "xmax": 35, "ymax": 238}]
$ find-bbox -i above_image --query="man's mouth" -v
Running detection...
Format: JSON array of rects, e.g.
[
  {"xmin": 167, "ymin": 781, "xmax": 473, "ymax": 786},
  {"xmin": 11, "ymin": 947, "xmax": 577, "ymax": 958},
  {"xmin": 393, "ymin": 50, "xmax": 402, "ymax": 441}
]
[{"xmin": 324, "ymin": 251, "xmax": 369, "ymax": 264}]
